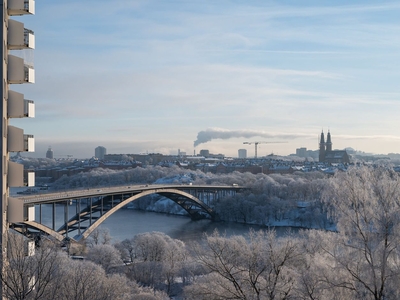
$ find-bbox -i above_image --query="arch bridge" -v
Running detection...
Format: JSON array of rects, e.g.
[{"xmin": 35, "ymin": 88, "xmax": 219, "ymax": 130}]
[{"xmin": 9, "ymin": 184, "xmax": 246, "ymax": 242}]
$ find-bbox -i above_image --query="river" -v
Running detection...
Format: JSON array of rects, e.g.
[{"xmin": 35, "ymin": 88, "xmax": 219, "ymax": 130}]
[
  {"xmin": 32, "ymin": 203, "xmax": 297, "ymax": 243},
  {"xmin": 100, "ymin": 208, "xmax": 297, "ymax": 243}
]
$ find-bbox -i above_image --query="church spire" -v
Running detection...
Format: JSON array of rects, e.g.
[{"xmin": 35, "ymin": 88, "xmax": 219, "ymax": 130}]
[
  {"xmin": 320, "ymin": 130, "xmax": 325, "ymax": 144},
  {"xmin": 326, "ymin": 130, "xmax": 332, "ymax": 152},
  {"xmin": 319, "ymin": 130, "xmax": 326, "ymax": 162}
]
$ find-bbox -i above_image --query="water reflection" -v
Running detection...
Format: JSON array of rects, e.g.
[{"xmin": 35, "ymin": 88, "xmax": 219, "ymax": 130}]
[
  {"xmin": 100, "ymin": 209, "xmax": 299, "ymax": 243},
  {"xmin": 34, "ymin": 204, "xmax": 299, "ymax": 242}
]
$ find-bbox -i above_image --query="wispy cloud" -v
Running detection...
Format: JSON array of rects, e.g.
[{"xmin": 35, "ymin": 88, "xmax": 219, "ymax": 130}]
[
  {"xmin": 17, "ymin": 0, "xmax": 400, "ymax": 158},
  {"xmin": 336, "ymin": 134, "xmax": 400, "ymax": 141}
]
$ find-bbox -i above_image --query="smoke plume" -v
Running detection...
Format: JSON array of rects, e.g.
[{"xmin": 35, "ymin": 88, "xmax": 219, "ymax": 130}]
[{"xmin": 193, "ymin": 128, "xmax": 301, "ymax": 147}]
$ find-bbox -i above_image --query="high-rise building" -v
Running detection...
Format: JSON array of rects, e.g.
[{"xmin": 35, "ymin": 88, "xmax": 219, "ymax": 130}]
[
  {"xmin": 46, "ymin": 146, "xmax": 54, "ymax": 159},
  {"xmin": 199, "ymin": 149, "xmax": 209, "ymax": 157},
  {"xmin": 95, "ymin": 146, "xmax": 107, "ymax": 160},
  {"xmin": 296, "ymin": 147, "xmax": 307, "ymax": 158},
  {"xmin": 1, "ymin": 0, "xmax": 36, "ymax": 286},
  {"xmin": 238, "ymin": 149, "xmax": 247, "ymax": 159}
]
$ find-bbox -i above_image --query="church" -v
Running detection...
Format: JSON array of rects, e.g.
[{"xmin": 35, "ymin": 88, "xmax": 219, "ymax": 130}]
[{"xmin": 319, "ymin": 131, "xmax": 350, "ymax": 164}]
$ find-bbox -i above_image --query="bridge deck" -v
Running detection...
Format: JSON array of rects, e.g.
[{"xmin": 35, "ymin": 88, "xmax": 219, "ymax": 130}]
[{"xmin": 15, "ymin": 184, "xmax": 245, "ymax": 205}]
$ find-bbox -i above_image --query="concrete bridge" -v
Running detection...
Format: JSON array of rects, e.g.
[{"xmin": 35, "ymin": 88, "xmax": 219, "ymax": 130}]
[{"xmin": 9, "ymin": 184, "xmax": 246, "ymax": 242}]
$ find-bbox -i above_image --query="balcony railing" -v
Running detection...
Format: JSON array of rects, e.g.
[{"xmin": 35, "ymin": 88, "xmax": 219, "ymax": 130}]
[
  {"xmin": 8, "ymin": 0, "xmax": 35, "ymax": 15},
  {"xmin": 8, "ymin": 19, "xmax": 35, "ymax": 49},
  {"xmin": 8, "ymin": 55, "xmax": 35, "ymax": 84},
  {"xmin": 8, "ymin": 162, "xmax": 35, "ymax": 187},
  {"xmin": 24, "ymin": 0, "xmax": 30, "ymax": 10},
  {"xmin": 24, "ymin": 65, "xmax": 35, "ymax": 83},
  {"xmin": 24, "ymin": 134, "xmax": 35, "ymax": 152},
  {"xmin": 8, "ymin": 91, "xmax": 35, "ymax": 118},
  {"xmin": 24, "ymin": 28, "xmax": 35, "ymax": 48},
  {"xmin": 24, "ymin": 100, "xmax": 35, "ymax": 117},
  {"xmin": 8, "ymin": 126, "xmax": 35, "ymax": 152}
]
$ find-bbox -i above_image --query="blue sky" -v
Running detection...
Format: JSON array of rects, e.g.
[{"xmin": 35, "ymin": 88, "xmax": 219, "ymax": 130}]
[{"xmin": 11, "ymin": 0, "xmax": 400, "ymax": 158}]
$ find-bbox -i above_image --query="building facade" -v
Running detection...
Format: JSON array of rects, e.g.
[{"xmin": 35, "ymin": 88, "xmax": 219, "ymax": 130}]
[
  {"xmin": 1, "ymin": 1, "xmax": 36, "ymax": 292},
  {"xmin": 238, "ymin": 148, "xmax": 247, "ymax": 159},
  {"xmin": 296, "ymin": 147, "xmax": 307, "ymax": 158},
  {"xmin": 46, "ymin": 146, "xmax": 54, "ymax": 159},
  {"xmin": 199, "ymin": 149, "xmax": 209, "ymax": 157},
  {"xmin": 95, "ymin": 146, "xmax": 107, "ymax": 160}
]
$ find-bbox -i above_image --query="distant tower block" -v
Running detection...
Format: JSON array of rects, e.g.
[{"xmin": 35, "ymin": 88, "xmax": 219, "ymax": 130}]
[
  {"xmin": 296, "ymin": 147, "xmax": 307, "ymax": 158},
  {"xmin": 46, "ymin": 146, "xmax": 54, "ymax": 159},
  {"xmin": 95, "ymin": 146, "xmax": 107, "ymax": 160},
  {"xmin": 200, "ymin": 149, "xmax": 209, "ymax": 157},
  {"xmin": 238, "ymin": 149, "xmax": 247, "ymax": 159}
]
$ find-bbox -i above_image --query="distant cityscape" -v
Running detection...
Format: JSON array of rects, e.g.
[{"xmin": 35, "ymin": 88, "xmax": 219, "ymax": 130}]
[
  {"xmin": 13, "ymin": 131, "xmax": 397, "ymax": 186},
  {"xmin": 42, "ymin": 131, "xmax": 400, "ymax": 163}
]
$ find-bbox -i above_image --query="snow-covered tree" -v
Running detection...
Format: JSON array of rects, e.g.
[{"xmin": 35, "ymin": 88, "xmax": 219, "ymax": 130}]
[
  {"xmin": 114, "ymin": 238, "xmax": 136, "ymax": 264},
  {"xmin": 125, "ymin": 232, "xmax": 188, "ymax": 294},
  {"xmin": 185, "ymin": 229, "xmax": 301, "ymax": 299},
  {"xmin": 0, "ymin": 232, "xmax": 66, "ymax": 300},
  {"xmin": 86, "ymin": 244, "xmax": 122, "ymax": 273},
  {"xmin": 301, "ymin": 166, "xmax": 400, "ymax": 299},
  {"xmin": 87, "ymin": 228, "xmax": 112, "ymax": 247}
]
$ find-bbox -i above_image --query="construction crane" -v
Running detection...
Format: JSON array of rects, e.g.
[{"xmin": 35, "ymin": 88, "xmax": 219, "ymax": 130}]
[{"xmin": 243, "ymin": 141, "xmax": 286, "ymax": 158}]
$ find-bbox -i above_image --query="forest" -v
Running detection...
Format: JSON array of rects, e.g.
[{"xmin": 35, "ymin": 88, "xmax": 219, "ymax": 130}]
[{"xmin": 3, "ymin": 165, "xmax": 400, "ymax": 299}]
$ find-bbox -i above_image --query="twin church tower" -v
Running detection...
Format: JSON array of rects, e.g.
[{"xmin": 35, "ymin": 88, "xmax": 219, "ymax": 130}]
[
  {"xmin": 319, "ymin": 130, "xmax": 332, "ymax": 162},
  {"xmin": 318, "ymin": 130, "xmax": 350, "ymax": 164}
]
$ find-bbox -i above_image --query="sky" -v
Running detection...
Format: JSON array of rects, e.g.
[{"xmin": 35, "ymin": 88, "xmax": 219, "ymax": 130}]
[{"xmin": 11, "ymin": 0, "xmax": 400, "ymax": 159}]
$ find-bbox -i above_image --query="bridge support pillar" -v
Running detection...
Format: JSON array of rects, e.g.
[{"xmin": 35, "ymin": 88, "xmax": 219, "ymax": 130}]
[
  {"xmin": 90, "ymin": 197, "xmax": 93, "ymax": 225},
  {"xmin": 77, "ymin": 199, "xmax": 81, "ymax": 235},
  {"xmin": 52, "ymin": 203, "xmax": 56, "ymax": 230},
  {"xmin": 39, "ymin": 204, "xmax": 42, "ymax": 224},
  {"xmin": 64, "ymin": 202, "xmax": 69, "ymax": 238}
]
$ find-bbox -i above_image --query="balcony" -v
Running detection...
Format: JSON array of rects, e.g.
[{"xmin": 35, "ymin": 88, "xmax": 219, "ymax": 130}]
[
  {"xmin": 8, "ymin": 55, "xmax": 35, "ymax": 84},
  {"xmin": 8, "ymin": 161, "xmax": 35, "ymax": 187},
  {"xmin": 8, "ymin": 19, "xmax": 35, "ymax": 50},
  {"xmin": 8, "ymin": 0, "xmax": 35, "ymax": 16},
  {"xmin": 8, "ymin": 126, "xmax": 35, "ymax": 152},
  {"xmin": 8, "ymin": 197, "xmax": 23, "ymax": 222},
  {"xmin": 8, "ymin": 198, "xmax": 35, "ymax": 223},
  {"xmin": 8, "ymin": 90, "xmax": 35, "ymax": 118}
]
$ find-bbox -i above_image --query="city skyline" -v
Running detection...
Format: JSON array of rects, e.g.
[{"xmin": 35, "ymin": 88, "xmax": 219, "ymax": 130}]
[
  {"xmin": 11, "ymin": 0, "xmax": 400, "ymax": 159},
  {"xmin": 30, "ymin": 141, "xmax": 389, "ymax": 160}
]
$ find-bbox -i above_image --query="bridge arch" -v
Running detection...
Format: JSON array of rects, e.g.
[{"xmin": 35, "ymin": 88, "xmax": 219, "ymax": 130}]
[
  {"xmin": 79, "ymin": 188, "xmax": 216, "ymax": 241},
  {"xmin": 19, "ymin": 188, "xmax": 217, "ymax": 242}
]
